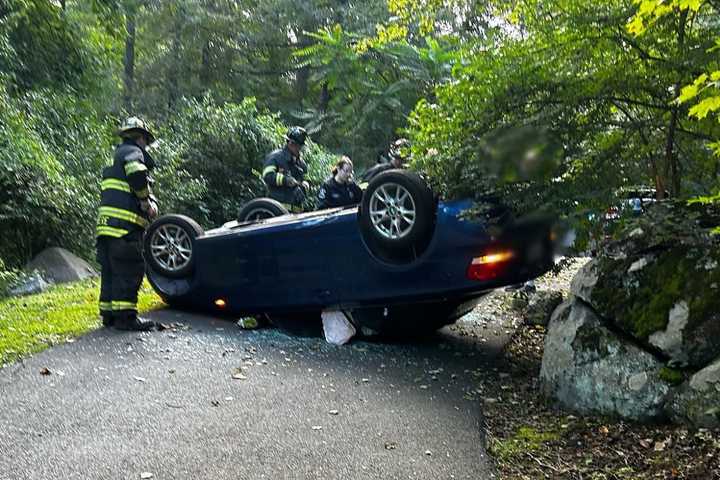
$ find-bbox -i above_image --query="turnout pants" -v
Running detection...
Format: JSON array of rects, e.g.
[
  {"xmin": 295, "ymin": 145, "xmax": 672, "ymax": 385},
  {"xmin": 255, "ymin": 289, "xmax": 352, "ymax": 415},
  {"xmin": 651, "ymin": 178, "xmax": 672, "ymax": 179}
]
[{"xmin": 96, "ymin": 232, "xmax": 145, "ymax": 321}]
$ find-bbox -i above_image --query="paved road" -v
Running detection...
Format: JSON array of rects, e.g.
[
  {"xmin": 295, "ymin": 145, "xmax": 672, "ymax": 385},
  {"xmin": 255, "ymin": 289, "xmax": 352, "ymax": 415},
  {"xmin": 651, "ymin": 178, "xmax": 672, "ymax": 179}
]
[{"xmin": 0, "ymin": 306, "xmax": 512, "ymax": 480}]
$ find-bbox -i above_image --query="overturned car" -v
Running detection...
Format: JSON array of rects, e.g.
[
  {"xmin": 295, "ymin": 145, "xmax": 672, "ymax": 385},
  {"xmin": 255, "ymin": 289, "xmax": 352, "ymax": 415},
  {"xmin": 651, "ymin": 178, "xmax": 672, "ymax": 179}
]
[{"xmin": 143, "ymin": 170, "xmax": 555, "ymax": 335}]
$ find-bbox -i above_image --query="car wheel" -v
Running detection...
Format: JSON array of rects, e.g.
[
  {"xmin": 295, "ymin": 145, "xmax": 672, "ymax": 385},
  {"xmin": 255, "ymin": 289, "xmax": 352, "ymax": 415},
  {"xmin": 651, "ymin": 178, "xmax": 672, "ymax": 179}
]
[
  {"xmin": 238, "ymin": 198, "xmax": 289, "ymax": 222},
  {"xmin": 359, "ymin": 170, "xmax": 435, "ymax": 263},
  {"xmin": 144, "ymin": 214, "xmax": 204, "ymax": 278}
]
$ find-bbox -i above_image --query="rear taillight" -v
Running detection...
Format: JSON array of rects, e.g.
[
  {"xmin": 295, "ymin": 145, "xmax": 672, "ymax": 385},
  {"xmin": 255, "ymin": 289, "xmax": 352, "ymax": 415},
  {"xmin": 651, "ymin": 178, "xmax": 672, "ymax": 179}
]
[{"xmin": 466, "ymin": 251, "xmax": 514, "ymax": 281}]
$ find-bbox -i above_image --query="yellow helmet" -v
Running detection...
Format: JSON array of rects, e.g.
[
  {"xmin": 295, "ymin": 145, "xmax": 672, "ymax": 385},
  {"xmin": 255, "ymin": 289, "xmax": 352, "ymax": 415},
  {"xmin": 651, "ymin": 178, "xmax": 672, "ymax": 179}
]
[{"xmin": 117, "ymin": 116, "xmax": 156, "ymax": 144}]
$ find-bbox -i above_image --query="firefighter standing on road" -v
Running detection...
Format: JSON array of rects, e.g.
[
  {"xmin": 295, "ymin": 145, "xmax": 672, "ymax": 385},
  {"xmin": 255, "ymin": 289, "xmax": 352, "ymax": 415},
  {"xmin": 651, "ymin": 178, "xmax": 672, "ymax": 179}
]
[
  {"xmin": 262, "ymin": 126, "xmax": 310, "ymax": 212},
  {"xmin": 96, "ymin": 117, "xmax": 159, "ymax": 331}
]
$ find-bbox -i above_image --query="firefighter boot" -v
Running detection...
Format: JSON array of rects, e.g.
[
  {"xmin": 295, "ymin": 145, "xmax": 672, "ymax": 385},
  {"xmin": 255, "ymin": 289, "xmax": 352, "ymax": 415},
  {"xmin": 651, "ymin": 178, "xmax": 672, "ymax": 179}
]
[
  {"xmin": 114, "ymin": 312, "xmax": 157, "ymax": 332},
  {"xmin": 101, "ymin": 312, "xmax": 114, "ymax": 328}
]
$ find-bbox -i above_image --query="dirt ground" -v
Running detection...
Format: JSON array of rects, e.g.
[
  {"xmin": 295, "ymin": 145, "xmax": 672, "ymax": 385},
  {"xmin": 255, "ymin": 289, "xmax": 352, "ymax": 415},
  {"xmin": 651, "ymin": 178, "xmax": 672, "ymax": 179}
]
[{"xmin": 450, "ymin": 258, "xmax": 720, "ymax": 479}]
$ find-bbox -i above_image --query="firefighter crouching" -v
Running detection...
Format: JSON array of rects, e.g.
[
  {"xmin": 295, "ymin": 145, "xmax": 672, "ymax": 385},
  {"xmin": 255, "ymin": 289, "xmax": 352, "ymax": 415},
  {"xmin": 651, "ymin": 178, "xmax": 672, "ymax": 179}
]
[
  {"xmin": 96, "ymin": 117, "xmax": 159, "ymax": 331},
  {"xmin": 262, "ymin": 126, "xmax": 310, "ymax": 212}
]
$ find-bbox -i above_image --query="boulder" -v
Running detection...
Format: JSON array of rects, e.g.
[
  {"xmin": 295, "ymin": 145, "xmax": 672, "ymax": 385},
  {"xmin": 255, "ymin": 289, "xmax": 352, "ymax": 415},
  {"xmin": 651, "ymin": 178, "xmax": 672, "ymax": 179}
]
[
  {"xmin": 569, "ymin": 258, "xmax": 599, "ymax": 304},
  {"xmin": 24, "ymin": 247, "xmax": 97, "ymax": 285},
  {"xmin": 574, "ymin": 248, "xmax": 720, "ymax": 368},
  {"xmin": 540, "ymin": 298, "xmax": 670, "ymax": 421},
  {"xmin": 665, "ymin": 357, "xmax": 720, "ymax": 428},
  {"xmin": 8, "ymin": 271, "xmax": 50, "ymax": 297},
  {"xmin": 524, "ymin": 290, "xmax": 563, "ymax": 327}
]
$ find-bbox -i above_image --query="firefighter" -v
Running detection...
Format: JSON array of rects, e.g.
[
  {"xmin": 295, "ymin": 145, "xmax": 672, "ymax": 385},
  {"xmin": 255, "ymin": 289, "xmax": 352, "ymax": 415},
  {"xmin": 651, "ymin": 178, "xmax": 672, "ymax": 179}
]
[
  {"xmin": 359, "ymin": 138, "xmax": 409, "ymax": 188},
  {"xmin": 316, "ymin": 156, "xmax": 363, "ymax": 209},
  {"xmin": 96, "ymin": 116, "xmax": 159, "ymax": 331},
  {"xmin": 262, "ymin": 126, "xmax": 310, "ymax": 212}
]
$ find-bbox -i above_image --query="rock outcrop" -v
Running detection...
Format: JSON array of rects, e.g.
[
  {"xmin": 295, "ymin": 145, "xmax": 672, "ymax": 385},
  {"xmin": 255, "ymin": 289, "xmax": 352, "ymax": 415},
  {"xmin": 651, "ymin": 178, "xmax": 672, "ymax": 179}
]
[{"xmin": 542, "ymin": 200, "xmax": 720, "ymax": 427}]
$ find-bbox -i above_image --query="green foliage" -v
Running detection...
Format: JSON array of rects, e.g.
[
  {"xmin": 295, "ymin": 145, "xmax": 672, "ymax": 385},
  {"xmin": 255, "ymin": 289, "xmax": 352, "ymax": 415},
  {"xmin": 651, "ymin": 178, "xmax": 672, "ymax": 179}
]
[
  {"xmin": 0, "ymin": 88, "xmax": 83, "ymax": 267},
  {"xmin": 405, "ymin": 0, "xmax": 718, "ymax": 239},
  {"xmin": 2, "ymin": 0, "xmax": 117, "ymax": 95},
  {"xmin": 0, "ymin": 259, "xmax": 20, "ymax": 298},
  {"xmin": 629, "ymin": 0, "xmax": 720, "ymax": 156},
  {"xmin": 155, "ymin": 96, "xmax": 335, "ymax": 226},
  {"xmin": 294, "ymin": 25, "xmax": 457, "ymax": 166}
]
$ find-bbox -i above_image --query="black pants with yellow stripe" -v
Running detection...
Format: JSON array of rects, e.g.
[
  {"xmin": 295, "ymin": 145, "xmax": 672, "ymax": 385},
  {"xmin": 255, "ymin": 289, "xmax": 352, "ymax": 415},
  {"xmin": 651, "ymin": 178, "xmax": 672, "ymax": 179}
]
[{"xmin": 96, "ymin": 232, "xmax": 145, "ymax": 322}]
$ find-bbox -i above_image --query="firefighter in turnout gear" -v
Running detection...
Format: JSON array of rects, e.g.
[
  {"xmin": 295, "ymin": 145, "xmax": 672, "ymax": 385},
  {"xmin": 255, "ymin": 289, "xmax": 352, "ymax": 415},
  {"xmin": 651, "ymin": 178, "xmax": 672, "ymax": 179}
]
[
  {"xmin": 262, "ymin": 126, "xmax": 310, "ymax": 212},
  {"xmin": 96, "ymin": 117, "xmax": 159, "ymax": 331}
]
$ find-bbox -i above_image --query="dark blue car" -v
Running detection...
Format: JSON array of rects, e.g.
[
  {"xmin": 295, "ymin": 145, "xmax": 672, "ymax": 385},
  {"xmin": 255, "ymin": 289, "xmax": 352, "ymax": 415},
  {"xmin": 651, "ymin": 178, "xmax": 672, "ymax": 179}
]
[{"xmin": 144, "ymin": 170, "xmax": 554, "ymax": 334}]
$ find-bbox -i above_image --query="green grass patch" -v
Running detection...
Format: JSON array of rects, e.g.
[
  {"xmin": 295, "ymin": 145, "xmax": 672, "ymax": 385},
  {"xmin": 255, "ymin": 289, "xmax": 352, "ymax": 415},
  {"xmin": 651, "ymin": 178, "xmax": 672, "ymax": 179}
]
[
  {"xmin": 0, "ymin": 279, "xmax": 164, "ymax": 366},
  {"xmin": 489, "ymin": 426, "xmax": 560, "ymax": 461}
]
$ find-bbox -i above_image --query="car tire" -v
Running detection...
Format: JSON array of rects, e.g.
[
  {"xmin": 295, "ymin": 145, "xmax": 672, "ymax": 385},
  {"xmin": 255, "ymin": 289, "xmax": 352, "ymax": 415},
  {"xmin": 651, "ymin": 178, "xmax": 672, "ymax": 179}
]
[
  {"xmin": 144, "ymin": 214, "xmax": 204, "ymax": 279},
  {"xmin": 238, "ymin": 198, "xmax": 289, "ymax": 222},
  {"xmin": 359, "ymin": 170, "xmax": 435, "ymax": 263}
]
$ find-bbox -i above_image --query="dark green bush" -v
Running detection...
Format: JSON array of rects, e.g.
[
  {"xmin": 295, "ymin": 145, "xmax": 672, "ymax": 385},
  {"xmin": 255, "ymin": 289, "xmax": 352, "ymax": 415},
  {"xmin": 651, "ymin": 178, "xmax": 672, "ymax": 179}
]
[
  {"xmin": 155, "ymin": 96, "xmax": 335, "ymax": 227},
  {"xmin": 0, "ymin": 88, "xmax": 88, "ymax": 268}
]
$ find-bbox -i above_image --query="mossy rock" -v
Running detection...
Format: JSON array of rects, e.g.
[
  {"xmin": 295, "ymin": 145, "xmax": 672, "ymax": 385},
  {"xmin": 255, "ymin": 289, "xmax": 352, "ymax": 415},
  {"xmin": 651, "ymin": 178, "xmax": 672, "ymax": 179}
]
[
  {"xmin": 588, "ymin": 248, "xmax": 720, "ymax": 368},
  {"xmin": 541, "ymin": 299, "xmax": 669, "ymax": 421},
  {"xmin": 665, "ymin": 357, "xmax": 720, "ymax": 428}
]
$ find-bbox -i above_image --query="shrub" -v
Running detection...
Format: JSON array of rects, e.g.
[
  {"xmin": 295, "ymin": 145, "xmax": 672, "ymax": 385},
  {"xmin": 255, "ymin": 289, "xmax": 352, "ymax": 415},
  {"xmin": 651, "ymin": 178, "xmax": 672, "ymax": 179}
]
[{"xmin": 155, "ymin": 96, "xmax": 335, "ymax": 226}]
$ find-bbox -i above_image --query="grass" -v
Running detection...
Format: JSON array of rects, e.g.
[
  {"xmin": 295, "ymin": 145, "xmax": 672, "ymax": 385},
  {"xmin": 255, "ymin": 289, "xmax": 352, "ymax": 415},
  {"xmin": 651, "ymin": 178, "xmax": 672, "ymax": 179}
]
[
  {"xmin": 0, "ymin": 278, "xmax": 164, "ymax": 366},
  {"xmin": 489, "ymin": 426, "xmax": 560, "ymax": 462}
]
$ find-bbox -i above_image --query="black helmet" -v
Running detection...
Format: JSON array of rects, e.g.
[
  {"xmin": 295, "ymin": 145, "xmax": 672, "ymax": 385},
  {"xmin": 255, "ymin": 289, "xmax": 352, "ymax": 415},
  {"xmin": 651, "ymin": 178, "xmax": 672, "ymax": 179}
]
[{"xmin": 285, "ymin": 126, "xmax": 308, "ymax": 146}]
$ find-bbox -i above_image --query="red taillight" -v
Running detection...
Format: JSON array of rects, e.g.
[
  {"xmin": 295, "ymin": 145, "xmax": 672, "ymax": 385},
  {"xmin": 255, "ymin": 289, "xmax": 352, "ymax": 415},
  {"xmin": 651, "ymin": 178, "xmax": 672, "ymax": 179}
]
[
  {"xmin": 466, "ymin": 251, "xmax": 515, "ymax": 281},
  {"xmin": 214, "ymin": 298, "xmax": 227, "ymax": 309}
]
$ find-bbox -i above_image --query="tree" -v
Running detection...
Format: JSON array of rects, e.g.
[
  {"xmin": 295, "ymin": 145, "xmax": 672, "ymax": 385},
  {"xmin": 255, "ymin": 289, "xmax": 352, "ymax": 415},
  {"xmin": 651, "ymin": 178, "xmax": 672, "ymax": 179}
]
[{"xmin": 629, "ymin": 0, "xmax": 720, "ymax": 161}]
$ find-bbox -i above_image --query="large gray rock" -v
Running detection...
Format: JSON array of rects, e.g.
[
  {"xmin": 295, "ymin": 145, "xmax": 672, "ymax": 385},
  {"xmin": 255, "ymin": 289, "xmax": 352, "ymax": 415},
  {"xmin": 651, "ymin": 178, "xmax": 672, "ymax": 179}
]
[
  {"xmin": 665, "ymin": 357, "xmax": 720, "ymax": 428},
  {"xmin": 524, "ymin": 290, "xmax": 563, "ymax": 327},
  {"xmin": 572, "ymin": 201, "xmax": 720, "ymax": 369},
  {"xmin": 24, "ymin": 247, "xmax": 97, "ymax": 285},
  {"xmin": 540, "ymin": 298, "xmax": 670, "ymax": 421},
  {"xmin": 569, "ymin": 259, "xmax": 599, "ymax": 304},
  {"xmin": 571, "ymin": 249, "xmax": 720, "ymax": 368}
]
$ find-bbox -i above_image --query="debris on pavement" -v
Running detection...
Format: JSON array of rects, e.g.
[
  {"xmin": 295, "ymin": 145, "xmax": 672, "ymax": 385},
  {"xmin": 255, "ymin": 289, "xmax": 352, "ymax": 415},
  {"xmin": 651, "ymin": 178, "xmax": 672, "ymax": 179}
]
[
  {"xmin": 321, "ymin": 309, "xmax": 356, "ymax": 345},
  {"xmin": 237, "ymin": 317, "xmax": 260, "ymax": 329}
]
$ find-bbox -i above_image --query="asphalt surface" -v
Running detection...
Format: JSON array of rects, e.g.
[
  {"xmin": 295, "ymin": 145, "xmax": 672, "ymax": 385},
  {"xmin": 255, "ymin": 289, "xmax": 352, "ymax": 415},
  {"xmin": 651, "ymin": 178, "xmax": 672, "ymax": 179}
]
[{"xmin": 0, "ymin": 306, "xmax": 515, "ymax": 480}]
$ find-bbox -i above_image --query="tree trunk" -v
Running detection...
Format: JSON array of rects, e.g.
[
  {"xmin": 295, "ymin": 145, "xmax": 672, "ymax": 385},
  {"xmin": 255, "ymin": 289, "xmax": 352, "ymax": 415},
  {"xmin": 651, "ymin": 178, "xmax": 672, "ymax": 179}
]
[
  {"xmin": 295, "ymin": 65, "xmax": 309, "ymax": 108},
  {"xmin": 123, "ymin": 7, "xmax": 136, "ymax": 112},
  {"xmin": 319, "ymin": 82, "xmax": 330, "ymax": 112},
  {"xmin": 167, "ymin": 7, "xmax": 182, "ymax": 110},
  {"xmin": 199, "ymin": 39, "xmax": 211, "ymax": 93},
  {"xmin": 663, "ymin": 9, "xmax": 689, "ymax": 198}
]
